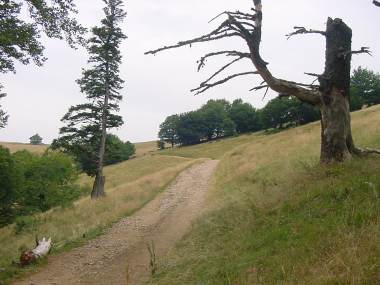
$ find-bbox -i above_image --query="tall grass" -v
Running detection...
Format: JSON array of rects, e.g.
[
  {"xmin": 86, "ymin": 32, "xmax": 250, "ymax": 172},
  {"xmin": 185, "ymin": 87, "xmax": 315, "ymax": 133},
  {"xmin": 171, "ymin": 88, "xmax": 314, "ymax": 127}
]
[{"xmin": 151, "ymin": 105, "xmax": 380, "ymax": 284}]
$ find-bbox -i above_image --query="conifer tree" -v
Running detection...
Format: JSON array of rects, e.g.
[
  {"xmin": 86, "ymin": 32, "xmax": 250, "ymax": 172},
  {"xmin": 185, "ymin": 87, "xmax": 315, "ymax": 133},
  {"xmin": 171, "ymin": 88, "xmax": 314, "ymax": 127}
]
[{"xmin": 53, "ymin": 0, "xmax": 126, "ymax": 198}]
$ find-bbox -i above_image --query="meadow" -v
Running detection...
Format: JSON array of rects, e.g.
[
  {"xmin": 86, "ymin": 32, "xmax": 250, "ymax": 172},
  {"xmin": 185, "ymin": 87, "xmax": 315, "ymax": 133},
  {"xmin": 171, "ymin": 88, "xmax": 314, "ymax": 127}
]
[
  {"xmin": 151, "ymin": 105, "xmax": 380, "ymax": 284},
  {"xmin": 1, "ymin": 106, "xmax": 380, "ymax": 284}
]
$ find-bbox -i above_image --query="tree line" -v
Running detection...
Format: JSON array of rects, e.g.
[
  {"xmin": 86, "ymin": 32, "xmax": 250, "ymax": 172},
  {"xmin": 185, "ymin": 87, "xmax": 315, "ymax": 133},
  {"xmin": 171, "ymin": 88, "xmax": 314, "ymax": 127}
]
[{"xmin": 158, "ymin": 67, "xmax": 380, "ymax": 148}]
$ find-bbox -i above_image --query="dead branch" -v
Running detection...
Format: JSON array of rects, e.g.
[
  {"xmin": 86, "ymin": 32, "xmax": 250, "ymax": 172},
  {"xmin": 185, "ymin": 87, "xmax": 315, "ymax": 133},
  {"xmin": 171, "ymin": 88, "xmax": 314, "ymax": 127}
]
[
  {"xmin": 145, "ymin": 0, "xmax": 322, "ymax": 106},
  {"xmin": 374, "ymin": 0, "xmax": 380, "ymax": 7},
  {"xmin": 192, "ymin": 71, "xmax": 259, "ymax": 95},
  {"xmin": 286, "ymin": 26, "xmax": 326, "ymax": 39},
  {"xmin": 340, "ymin": 47, "xmax": 372, "ymax": 58},
  {"xmin": 197, "ymin": 50, "xmax": 250, "ymax": 71},
  {"xmin": 354, "ymin": 147, "xmax": 380, "ymax": 156}
]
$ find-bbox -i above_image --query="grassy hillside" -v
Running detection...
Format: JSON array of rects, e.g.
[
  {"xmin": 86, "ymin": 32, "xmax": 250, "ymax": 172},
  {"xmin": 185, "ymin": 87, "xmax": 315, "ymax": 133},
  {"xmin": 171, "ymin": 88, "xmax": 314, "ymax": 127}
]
[
  {"xmin": 0, "ymin": 141, "xmax": 157, "ymax": 157},
  {"xmin": 0, "ymin": 153, "xmax": 202, "ymax": 283},
  {"xmin": 0, "ymin": 142, "xmax": 48, "ymax": 154},
  {"xmin": 151, "ymin": 105, "xmax": 380, "ymax": 284}
]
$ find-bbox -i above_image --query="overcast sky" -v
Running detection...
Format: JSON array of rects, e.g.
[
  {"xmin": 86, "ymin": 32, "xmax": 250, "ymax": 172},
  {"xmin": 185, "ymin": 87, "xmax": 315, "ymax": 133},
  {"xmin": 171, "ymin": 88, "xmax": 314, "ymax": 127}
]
[{"xmin": 0, "ymin": 0, "xmax": 379, "ymax": 143}]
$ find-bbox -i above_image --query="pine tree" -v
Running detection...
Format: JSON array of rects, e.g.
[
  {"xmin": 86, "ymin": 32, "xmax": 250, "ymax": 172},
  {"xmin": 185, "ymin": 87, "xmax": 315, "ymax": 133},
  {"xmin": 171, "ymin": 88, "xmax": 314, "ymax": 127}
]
[{"xmin": 53, "ymin": 0, "xmax": 126, "ymax": 198}]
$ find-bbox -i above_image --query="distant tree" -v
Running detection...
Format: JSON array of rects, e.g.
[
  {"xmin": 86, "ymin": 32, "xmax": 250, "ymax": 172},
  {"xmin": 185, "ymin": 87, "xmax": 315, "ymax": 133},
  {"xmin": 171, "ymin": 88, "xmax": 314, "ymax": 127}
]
[
  {"xmin": 260, "ymin": 96, "xmax": 319, "ymax": 130},
  {"xmin": 176, "ymin": 111, "xmax": 206, "ymax": 145},
  {"xmin": 104, "ymin": 134, "xmax": 135, "ymax": 165},
  {"xmin": 53, "ymin": 0, "xmax": 126, "ymax": 199},
  {"xmin": 351, "ymin": 67, "xmax": 380, "ymax": 107},
  {"xmin": 0, "ymin": 0, "xmax": 85, "ymax": 74},
  {"xmin": 158, "ymin": 115, "xmax": 180, "ymax": 147},
  {"xmin": 200, "ymin": 100, "xmax": 234, "ymax": 140},
  {"xmin": 0, "ymin": 86, "xmax": 8, "ymax": 129},
  {"xmin": 157, "ymin": 139, "xmax": 165, "ymax": 150},
  {"xmin": 260, "ymin": 97, "xmax": 292, "ymax": 129},
  {"xmin": 229, "ymin": 99, "xmax": 261, "ymax": 134},
  {"xmin": 29, "ymin": 133, "xmax": 43, "ymax": 145}
]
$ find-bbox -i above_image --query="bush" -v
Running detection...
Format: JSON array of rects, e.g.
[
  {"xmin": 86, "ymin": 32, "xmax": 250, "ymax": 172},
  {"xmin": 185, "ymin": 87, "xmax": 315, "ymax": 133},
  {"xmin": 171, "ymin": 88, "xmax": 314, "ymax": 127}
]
[
  {"xmin": 104, "ymin": 134, "xmax": 136, "ymax": 165},
  {"xmin": 0, "ymin": 146, "xmax": 19, "ymax": 226},
  {"xmin": 0, "ymin": 148, "xmax": 81, "ymax": 227}
]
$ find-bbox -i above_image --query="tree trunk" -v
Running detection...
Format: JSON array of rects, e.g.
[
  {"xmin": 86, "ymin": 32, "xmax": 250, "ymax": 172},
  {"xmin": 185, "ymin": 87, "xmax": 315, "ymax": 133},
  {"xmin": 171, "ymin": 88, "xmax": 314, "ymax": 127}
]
[
  {"xmin": 319, "ymin": 18, "xmax": 355, "ymax": 163},
  {"xmin": 91, "ymin": 67, "xmax": 110, "ymax": 199}
]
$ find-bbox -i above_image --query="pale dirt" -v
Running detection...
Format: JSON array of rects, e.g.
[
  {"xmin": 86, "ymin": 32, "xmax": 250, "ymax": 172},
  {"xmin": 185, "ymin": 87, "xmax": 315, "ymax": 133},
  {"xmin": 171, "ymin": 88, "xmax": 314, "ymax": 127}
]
[{"xmin": 13, "ymin": 160, "xmax": 219, "ymax": 285}]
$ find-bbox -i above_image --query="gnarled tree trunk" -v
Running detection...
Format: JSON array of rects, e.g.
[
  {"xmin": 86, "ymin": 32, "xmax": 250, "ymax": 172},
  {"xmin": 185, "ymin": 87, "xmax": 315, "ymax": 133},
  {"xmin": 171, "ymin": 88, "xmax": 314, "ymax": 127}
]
[{"xmin": 319, "ymin": 18, "xmax": 355, "ymax": 163}]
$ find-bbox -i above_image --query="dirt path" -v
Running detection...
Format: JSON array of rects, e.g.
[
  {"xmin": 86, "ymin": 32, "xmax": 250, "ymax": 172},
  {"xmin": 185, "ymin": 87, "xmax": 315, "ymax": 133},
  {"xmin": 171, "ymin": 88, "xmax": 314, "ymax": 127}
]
[{"xmin": 14, "ymin": 160, "xmax": 219, "ymax": 285}]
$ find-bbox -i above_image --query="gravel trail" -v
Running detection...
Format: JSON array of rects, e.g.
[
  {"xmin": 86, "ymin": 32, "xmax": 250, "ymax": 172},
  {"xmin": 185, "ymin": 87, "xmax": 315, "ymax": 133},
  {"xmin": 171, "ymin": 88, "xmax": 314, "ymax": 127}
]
[{"xmin": 14, "ymin": 160, "xmax": 219, "ymax": 285}]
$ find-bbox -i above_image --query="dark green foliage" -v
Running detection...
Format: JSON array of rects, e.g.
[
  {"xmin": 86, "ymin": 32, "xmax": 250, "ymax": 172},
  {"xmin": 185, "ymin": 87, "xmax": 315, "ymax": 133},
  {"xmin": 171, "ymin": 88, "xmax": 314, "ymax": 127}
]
[
  {"xmin": 52, "ymin": 134, "xmax": 134, "ymax": 176},
  {"xmin": 104, "ymin": 134, "xmax": 135, "ymax": 165},
  {"xmin": 176, "ymin": 111, "xmax": 207, "ymax": 146},
  {"xmin": 0, "ymin": 0, "xmax": 85, "ymax": 74},
  {"xmin": 351, "ymin": 67, "xmax": 380, "ymax": 108},
  {"xmin": 53, "ymin": 0, "xmax": 126, "ymax": 180},
  {"xmin": 260, "ymin": 96, "xmax": 320, "ymax": 130},
  {"xmin": 0, "ymin": 86, "xmax": 8, "ymax": 129},
  {"xmin": 158, "ymin": 115, "xmax": 180, "ymax": 147},
  {"xmin": 0, "ymin": 146, "xmax": 18, "ymax": 225},
  {"xmin": 12, "ymin": 150, "xmax": 80, "ymax": 213},
  {"xmin": 29, "ymin": 133, "xmax": 43, "ymax": 145},
  {"xmin": 158, "ymin": 99, "xmax": 260, "ymax": 146},
  {"xmin": 0, "ymin": 147, "xmax": 81, "ymax": 227},
  {"xmin": 199, "ymin": 100, "xmax": 234, "ymax": 140},
  {"xmin": 229, "ymin": 99, "xmax": 261, "ymax": 134}
]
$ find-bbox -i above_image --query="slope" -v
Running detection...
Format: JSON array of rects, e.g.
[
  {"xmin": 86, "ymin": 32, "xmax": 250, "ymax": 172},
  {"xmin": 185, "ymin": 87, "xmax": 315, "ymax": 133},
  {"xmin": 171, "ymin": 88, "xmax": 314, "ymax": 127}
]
[{"xmin": 150, "ymin": 105, "xmax": 380, "ymax": 284}]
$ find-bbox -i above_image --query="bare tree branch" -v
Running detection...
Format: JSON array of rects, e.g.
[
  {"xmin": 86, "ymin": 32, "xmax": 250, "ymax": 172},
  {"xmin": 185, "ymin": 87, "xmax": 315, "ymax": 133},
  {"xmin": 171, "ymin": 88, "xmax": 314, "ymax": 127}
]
[
  {"xmin": 145, "ymin": 0, "xmax": 322, "ymax": 105},
  {"xmin": 341, "ymin": 47, "xmax": 372, "ymax": 58},
  {"xmin": 192, "ymin": 71, "xmax": 259, "ymax": 95},
  {"xmin": 374, "ymin": 0, "xmax": 380, "ymax": 7},
  {"xmin": 197, "ymin": 50, "xmax": 250, "ymax": 71},
  {"xmin": 286, "ymin": 26, "xmax": 326, "ymax": 39}
]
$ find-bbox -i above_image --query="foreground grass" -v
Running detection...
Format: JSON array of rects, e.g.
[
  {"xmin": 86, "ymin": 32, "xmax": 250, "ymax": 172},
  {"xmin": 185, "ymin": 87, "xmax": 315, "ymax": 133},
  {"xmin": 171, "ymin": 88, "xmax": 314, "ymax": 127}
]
[
  {"xmin": 0, "ymin": 154, "xmax": 199, "ymax": 284},
  {"xmin": 151, "ymin": 105, "xmax": 380, "ymax": 284}
]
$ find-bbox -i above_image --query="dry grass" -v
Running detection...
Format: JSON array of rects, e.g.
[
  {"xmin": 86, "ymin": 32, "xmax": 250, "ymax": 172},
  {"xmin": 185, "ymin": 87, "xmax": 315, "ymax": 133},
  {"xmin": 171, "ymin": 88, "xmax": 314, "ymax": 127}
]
[
  {"xmin": 0, "ymin": 140, "xmax": 157, "ymax": 156},
  {"xmin": 78, "ymin": 154, "xmax": 191, "ymax": 189},
  {"xmin": 0, "ymin": 142, "xmax": 48, "ymax": 154},
  {"xmin": 151, "ymin": 105, "xmax": 380, "ymax": 284},
  {"xmin": 0, "ymin": 154, "xmax": 201, "ymax": 283},
  {"xmin": 134, "ymin": 141, "xmax": 158, "ymax": 158}
]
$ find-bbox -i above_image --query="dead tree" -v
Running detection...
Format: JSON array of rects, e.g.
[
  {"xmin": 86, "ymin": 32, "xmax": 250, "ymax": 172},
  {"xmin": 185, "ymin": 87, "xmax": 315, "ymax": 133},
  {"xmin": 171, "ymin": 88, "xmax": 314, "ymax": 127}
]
[{"xmin": 146, "ymin": 0, "xmax": 380, "ymax": 163}]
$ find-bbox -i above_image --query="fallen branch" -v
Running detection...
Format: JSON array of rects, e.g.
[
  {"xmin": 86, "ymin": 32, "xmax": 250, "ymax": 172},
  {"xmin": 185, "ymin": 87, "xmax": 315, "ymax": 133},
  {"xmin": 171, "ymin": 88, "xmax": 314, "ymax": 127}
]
[
  {"xmin": 354, "ymin": 147, "xmax": 380, "ymax": 156},
  {"xmin": 20, "ymin": 237, "xmax": 52, "ymax": 266}
]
